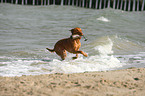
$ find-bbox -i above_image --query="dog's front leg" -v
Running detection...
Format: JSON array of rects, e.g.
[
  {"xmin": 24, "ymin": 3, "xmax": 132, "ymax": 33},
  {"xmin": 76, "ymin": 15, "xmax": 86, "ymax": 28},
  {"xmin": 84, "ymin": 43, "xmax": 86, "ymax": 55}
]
[
  {"xmin": 73, "ymin": 51, "xmax": 88, "ymax": 57},
  {"xmin": 78, "ymin": 51, "xmax": 88, "ymax": 57}
]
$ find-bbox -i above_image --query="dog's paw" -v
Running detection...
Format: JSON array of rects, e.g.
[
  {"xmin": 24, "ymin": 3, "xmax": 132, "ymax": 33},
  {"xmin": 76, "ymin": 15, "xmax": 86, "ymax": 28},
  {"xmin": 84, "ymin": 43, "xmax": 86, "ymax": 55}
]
[{"xmin": 72, "ymin": 57, "xmax": 78, "ymax": 60}]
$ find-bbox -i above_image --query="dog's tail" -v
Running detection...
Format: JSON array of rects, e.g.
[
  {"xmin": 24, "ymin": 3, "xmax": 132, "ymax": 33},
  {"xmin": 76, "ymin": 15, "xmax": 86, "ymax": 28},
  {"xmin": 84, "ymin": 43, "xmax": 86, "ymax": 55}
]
[{"xmin": 46, "ymin": 48, "xmax": 55, "ymax": 52}]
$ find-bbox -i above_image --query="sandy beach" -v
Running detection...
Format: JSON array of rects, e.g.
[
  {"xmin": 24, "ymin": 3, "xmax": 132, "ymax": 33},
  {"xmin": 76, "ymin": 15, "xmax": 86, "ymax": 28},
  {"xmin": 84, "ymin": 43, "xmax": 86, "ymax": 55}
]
[{"xmin": 0, "ymin": 67, "xmax": 145, "ymax": 96}]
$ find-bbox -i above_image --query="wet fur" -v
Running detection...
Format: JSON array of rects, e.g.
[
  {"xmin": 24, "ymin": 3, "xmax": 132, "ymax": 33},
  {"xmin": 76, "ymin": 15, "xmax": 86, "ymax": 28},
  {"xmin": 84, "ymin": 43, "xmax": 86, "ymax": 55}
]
[{"xmin": 46, "ymin": 28, "xmax": 88, "ymax": 60}]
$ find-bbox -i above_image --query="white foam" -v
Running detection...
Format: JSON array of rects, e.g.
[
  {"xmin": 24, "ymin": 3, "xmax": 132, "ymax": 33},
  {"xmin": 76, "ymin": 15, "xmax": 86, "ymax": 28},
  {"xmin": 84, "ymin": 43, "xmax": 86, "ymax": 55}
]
[
  {"xmin": 97, "ymin": 16, "xmax": 110, "ymax": 22},
  {"xmin": 0, "ymin": 37, "xmax": 125, "ymax": 77},
  {"xmin": 0, "ymin": 53, "xmax": 122, "ymax": 76},
  {"xmin": 94, "ymin": 38, "xmax": 113, "ymax": 56}
]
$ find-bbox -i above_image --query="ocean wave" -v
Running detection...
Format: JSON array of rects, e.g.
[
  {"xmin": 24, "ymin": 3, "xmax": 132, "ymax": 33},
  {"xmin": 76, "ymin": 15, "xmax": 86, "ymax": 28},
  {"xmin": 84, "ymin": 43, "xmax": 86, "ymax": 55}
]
[{"xmin": 97, "ymin": 16, "xmax": 110, "ymax": 22}]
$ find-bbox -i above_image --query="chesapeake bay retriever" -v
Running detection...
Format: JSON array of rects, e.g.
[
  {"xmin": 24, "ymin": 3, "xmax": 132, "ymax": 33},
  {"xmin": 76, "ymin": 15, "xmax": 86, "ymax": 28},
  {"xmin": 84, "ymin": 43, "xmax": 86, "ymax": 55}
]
[{"xmin": 46, "ymin": 27, "xmax": 88, "ymax": 60}]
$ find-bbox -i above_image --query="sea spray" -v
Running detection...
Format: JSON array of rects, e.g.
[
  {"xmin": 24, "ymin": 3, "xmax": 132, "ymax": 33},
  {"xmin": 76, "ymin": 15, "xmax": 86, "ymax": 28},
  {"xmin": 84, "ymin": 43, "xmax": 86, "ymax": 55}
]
[
  {"xmin": 97, "ymin": 16, "xmax": 110, "ymax": 22},
  {"xmin": 0, "ymin": 4, "xmax": 145, "ymax": 77},
  {"xmin": 94, "ymin": 37, "xmax": 113, "ymax": 56}
]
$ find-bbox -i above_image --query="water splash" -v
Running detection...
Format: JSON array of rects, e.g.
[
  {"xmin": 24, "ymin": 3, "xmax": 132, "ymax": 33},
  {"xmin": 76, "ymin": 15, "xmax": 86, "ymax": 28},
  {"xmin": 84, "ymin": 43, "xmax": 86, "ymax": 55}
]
[{"xmin": 97, "ymin": 16, "xmax": 110, "ymax": 22}]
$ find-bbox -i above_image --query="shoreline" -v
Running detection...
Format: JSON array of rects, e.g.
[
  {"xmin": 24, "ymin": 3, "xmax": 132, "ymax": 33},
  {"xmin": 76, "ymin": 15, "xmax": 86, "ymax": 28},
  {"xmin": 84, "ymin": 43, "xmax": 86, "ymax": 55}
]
[{"xmin": 0, "ymin": 67, "xmax": 145, "ymax": 96}]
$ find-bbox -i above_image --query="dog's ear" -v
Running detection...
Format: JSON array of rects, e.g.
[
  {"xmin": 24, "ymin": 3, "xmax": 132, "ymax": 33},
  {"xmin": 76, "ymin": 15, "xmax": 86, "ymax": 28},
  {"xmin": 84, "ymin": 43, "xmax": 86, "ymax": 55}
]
[{"xmin": 69, "ymin": 29, "xmax": 75, "ymax": 33}]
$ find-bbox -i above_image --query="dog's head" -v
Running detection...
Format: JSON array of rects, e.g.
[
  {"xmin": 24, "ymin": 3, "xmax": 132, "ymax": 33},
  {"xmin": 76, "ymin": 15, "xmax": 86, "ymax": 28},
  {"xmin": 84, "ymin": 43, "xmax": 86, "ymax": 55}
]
[
  {"xmin": 70, "ymin": 28, "xmax": 87, "ymax": 41},
  {"xmin": 70, "ymin": 27, "xmax": 83, "ymax": 36}
]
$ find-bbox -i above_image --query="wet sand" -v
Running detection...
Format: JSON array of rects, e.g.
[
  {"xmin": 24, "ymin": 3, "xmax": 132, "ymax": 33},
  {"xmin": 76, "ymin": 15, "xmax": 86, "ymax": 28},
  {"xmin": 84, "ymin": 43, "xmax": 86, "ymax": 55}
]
[{"xmin": 0, "ymin": 67, "xmax": 145, "ymax": 96}]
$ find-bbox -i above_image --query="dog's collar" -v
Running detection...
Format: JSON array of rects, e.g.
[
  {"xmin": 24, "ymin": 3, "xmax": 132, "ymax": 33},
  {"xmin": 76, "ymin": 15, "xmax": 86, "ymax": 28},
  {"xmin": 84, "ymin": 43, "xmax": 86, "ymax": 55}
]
[{"xmin": 70, "ymin": 35, "xmax": 73, "ymax": 39}]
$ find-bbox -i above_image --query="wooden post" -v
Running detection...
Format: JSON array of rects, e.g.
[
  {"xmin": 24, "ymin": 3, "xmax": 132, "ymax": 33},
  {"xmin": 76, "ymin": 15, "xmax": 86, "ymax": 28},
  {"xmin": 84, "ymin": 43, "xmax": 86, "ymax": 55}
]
[
  {"xmin": 79, "ymin": 0, "xmax": 81, "ymax": 7},
  {"xmin": 44, "ymin": 0, "xmax": 46, "ymax": 5},
  {"xmin": 82, "ymin": 0, "xmax": 85, "ymax": 7},
  {"xmin": 48, "ymin": 0, "xmax": 49, "ymax": 5},
  {"xmin": 41, "ymin": 0, "xmax": 43, "ymax": 5},
  {"xmin": 72, "ymin": 0, "xmax": 74, "ymax": 6},
  {"xmin": 33, "ymin": 0, "xmax": 34, "ymax": 5},
  {"xmin": 137, "ymin": 0, "xmax": 139, "ymax": 11},
  {"xmin": 53, "ymin": 0, "xmax": 55, "ymax": 5},
  {"xmin": 128, "ymin": 0, "xmax": 131, "ymax": 11},
  {"xmin": 142, "ymin": 0, "xmax": 145, "ymax": 11},
  {"xmin": 124, "ymin": 0, "xmax": 127, "ymax": 11},
  {"xmin": 95, "ymin": 0, "xmax": 98, "ymax": 9},
  {"xmin": 120, "ymin": 0, "xmax": 123, "ymax": 10},
  {"xmin": 61, "ymin": 0, "xmax": 63, "ymax": 6},
  {"xmin": 68, "ymin": 0, "xmax": 71, "ymax": 5},
  {"xmin": 133, "ymin": 0, "xmax": 136, "ymax": 11},
  {"xmin": 1, "ymin": 0, "xmax": 3, "ymax": 3},
  {"xmin": 15, "ymin": 0, "xmax": 18, "ymax": 4},
  {"xmin": 89, "ymin": 0, "xmax": 92, "ymax": 8},
  {"xmin": 113, "ymin": 0, "xmax": 116, "ymax": 9},
  {"xmin": 25, "ymin": 0, "xmax": 27, "ymax": 5},
  {"xmin": 99, "ymin": 0, "xmax": 102, "ymax": 9},
  {"xmin": 104, "ymin": 0, "xmax": 106, "ymax": 9},
  {"xmin": 22, "ymin": 0, "xmax": 24, "ymax": 5},
  {"xmin": 76, "ymin": 0, "xmax": 78, "ymax": 6},
  {"xmin": 107, "ymin": 0, "xmax": 110, "ymax": 8},
  {"xmin": 117, "ymin": 0, "xmax": 119, "ymax": 9}
]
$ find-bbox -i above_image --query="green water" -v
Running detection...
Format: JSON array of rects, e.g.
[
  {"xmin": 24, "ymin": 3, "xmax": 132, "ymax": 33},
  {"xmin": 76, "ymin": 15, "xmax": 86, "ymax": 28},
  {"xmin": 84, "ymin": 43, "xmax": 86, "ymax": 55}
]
[{"xmin": 0, "ymin": 4, "xmax": 145, "ymax": 76}]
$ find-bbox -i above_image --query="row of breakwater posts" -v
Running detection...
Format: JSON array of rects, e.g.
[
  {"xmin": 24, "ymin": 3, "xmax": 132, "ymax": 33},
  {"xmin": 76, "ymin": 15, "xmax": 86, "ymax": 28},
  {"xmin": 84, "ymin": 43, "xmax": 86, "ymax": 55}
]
[{"xmin": 0, "ymin": 0, "xmax": 145, "ymax": 11}]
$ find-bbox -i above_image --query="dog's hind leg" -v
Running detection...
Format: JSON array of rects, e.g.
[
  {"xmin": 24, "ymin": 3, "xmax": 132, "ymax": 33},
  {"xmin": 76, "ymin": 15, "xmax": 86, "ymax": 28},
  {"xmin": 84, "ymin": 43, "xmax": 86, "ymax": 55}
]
[
  {"xmin": 55, "ymin": 49, "xmax": 67, "ymax": 60},
  {"xmin": 72, "ymin": 54, "xmax": 78, "ymax": 60}
]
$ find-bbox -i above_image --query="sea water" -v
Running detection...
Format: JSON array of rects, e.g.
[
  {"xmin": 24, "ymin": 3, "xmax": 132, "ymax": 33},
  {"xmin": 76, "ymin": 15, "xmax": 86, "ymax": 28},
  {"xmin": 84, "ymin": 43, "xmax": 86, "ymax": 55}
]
[{"xmin": 0, "ymin": 4, "xmax": 145, "ymax": 77}]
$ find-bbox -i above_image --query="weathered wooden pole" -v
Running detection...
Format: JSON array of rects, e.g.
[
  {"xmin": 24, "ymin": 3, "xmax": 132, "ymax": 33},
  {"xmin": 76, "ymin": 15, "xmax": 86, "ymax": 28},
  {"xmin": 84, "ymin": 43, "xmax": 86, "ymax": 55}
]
[
  {"xmin": 95, "ymin": 0, "xmax": 98, "ymax": 9},
  {"xmin": 137, "ymin": 0, "xmax": 139, "ymax": 11},
  {"xmin": 41, "ymin": 0, "xmax": 43, "ymax": 6},
  {"xmin": 142, "ymin": 0, "xmax": 145, "ymax": 11},
  {"xmin": 79, "ymin": 0, "xmax": 81, "ymax": 7},
  {"xmin": 82, "ymin": 0, "xmax": 85, "ymax": 7},
  {"xmin": 68, "ymin": 0, "xmax": 71, "ymax": 5},
  {"xmin": 53, "ymin": 0, "xmax": 55, "ymax": 5},
  {"xmin": 107, "ymin": 0, "xmax": 110, "ymax": 8},
  {"xmin": 117, "ymin": 0, "xmax": 119, "ymax": 9},
  {"xmin": 133, "ymin": 0, "xmax": 136, "ymax": 11},
  {"xmin": 61, "ymin": 0, "xmax": 63, "ymax": 6},
  {"xmin": 89, "ymin": 0, "xmax": 92, "ymax": 8},
  {"xmin": 113, "ymin": 0, "xmax": 116, "ymax": 9},
  {"xmin": 124, "ymin": 0, "xmax": 127, "ymax": 11},
  {"xmin": 15, "ymin": 0, "xmax": 18, "ymax": 4},
  {"xmin": 48, "ymin": 0, "xmax": 49, "ymax": 5},
  {"xmin": 25, "ymin": 0, "xmax": 27, "ymax": 5},
  {"xmin": 72, "ymin": 0, "xmax": 74, "ymax": 6},
  {"xmin": 120, "ymin": 0, "xmax": 123, "ymax": 10},
  {"xmin": 33, "ymin": 0, "xmax": 35, "ymax": 5},
  {"xmin": 104, "ymin": 0, "xmax": 106, "ymax": 9},
  {"xmin": 22, "ymin": 0, "xmax": 24, "ymax": 5},
  {"xmin": 128, "ymin": 0, "xmax": 131, "ymax": 11},
  {"xmin": 76, "ymin": 0, "xmax": 77, "ymax": 6},
  {"xmin": 99, "ymin": 0, "xmax": 102, "ymax": 9},
  {"xmin": 44, "ymin": 0, "xmax": 46, "ymax": 5}
]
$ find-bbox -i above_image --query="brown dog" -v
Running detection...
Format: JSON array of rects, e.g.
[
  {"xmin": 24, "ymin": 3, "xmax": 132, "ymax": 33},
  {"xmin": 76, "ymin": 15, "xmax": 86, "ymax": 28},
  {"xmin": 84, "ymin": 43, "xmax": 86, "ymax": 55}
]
[{"xmin": 46, "ymin": 28, "xmax": 88, "ymax": 60}]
